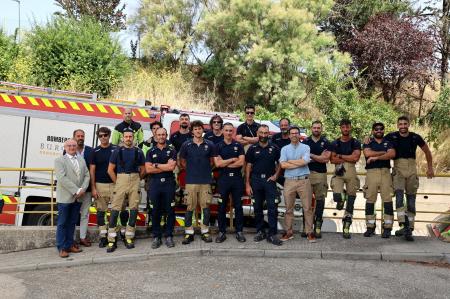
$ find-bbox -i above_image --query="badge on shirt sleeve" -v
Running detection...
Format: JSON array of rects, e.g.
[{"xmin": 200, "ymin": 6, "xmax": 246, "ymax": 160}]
[
  {"xmin": 152, "ymin": 154, "xmax": 157, "ymax": 158},
  {"xmin": 204, "ymin": 145, "xmax": 209, "ymax": 151},
  {"xmin": 167, "ymin": 150, "xmax": 171, "ymax": 156},
  {"xmin": 321, "ymin": 142, "xmax": 324, "ymax": 147},
  {"xmin": 269, "ymin": 147, "xmax": 273, "ymax": 153}
]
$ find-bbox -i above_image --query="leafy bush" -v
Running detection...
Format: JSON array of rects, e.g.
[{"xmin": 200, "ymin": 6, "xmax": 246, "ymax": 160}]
[
  {"xmin": 0, "ymin": 29, "xmax": 18, "ymax": 80},
  {"xmin": 27, "ymin": 17, "xmax": 130, "ymax": 96}
]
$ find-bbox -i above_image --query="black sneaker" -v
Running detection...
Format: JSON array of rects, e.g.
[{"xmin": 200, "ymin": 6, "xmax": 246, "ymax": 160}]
[
  {"xmin": 301, "ymin": 231, "xmax": 307, "ymax": 238},
  {"xmin": 215, "ymin": 232, "xmax": 227, "ymax": 243},
  {"xmin": 314, "ymin": 223, "xmax": 322, "ymax": 239},
  {"xmin": 267, "ymin": 235, "xmax": 283, "ymax": 246},
  {"xmin": 235, "ymin": 232, "xmax": 246, "ymax": 242},
  {"xmin": 98, "ymin": 237, "xmax": 108, "ymax": 248},
  {"xmin": 381, "ymin": 229, "xmax": 391, "ymax": 239},
  {"xmin": 165, "ymin": 236, "xmax": 175, "ymax": 248},
  {"xmin": 182, "ymin": 234, "xmax": 194, "ymax": 245},
  {"xmin": 254, "ymin": 231, "xmax": 267, "ymax": 242},
  {"xmin": 364, "ymin": 227, "xmax": 375, "ymax": 237},
  {"xmin": 201, "ymin": 233, "xmax": 212, "ymax": 243},
  {"xmin": 106, "ymin": 241, "xmax": 117, "ymax": 253},
  {"xmin": 151, "ymin": 237, "xmax": 162, "ymax": 249},
  {"xmin": 125, "ymin": 239, "xmax": 135, "ymax": 249}
]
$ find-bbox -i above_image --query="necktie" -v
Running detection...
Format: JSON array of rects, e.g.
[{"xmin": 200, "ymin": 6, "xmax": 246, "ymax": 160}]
[{"xmin": 71, "ymin": 156, "xmax": 80, "ymax": 178}]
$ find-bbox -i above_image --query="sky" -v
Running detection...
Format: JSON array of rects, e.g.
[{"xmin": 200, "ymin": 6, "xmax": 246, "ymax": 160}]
[{"xmin": 0, "ymin": 0, "xmax": 140, "ymax": 53}]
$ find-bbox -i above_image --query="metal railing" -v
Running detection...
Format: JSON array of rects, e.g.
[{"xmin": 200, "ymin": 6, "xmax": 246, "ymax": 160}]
[{"xmin": 1, "ymin": 167, "xmax": 449, "ymax": 231}]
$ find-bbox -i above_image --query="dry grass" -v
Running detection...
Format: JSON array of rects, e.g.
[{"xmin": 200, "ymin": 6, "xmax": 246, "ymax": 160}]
[
  {"xmin": 413, "ymin": 125, "xmax": 450, "ymax": 174},
  {"xmin": 111, "ymin": 67, "xmax": 216, "ymax": 111}
]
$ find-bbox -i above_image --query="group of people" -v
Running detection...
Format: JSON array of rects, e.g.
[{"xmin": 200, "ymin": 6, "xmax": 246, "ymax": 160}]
[{"xmin": 54, "ymin": 105, "xmax": 434, "ymax": 258}]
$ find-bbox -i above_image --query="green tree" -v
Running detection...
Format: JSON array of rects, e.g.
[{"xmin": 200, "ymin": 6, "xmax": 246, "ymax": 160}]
[
  {"xmin": 27, "ymin": 17, "xmax": 130, "ymax": 96},
  {"xmin": 55, "ymin": 0, "xmax": 126, "ymax": 30},
  {"xmin": 0, "ymin": 29, "xmax": 18, "ymax": 81},
  {"xmin": 424, "ymin": 87, "xmax": 450, "ymax": 148},
  {"xmin": 131, "ymin": 0, "xmax": 212, "ymax": 68},
  {"xmin": 200, "ymin": 0, "xmax": 351, "ymax": 111}
]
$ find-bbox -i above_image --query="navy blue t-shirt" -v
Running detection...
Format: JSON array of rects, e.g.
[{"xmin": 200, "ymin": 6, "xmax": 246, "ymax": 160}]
[
  {"xmin": 169, "ymin": 131, "xmax": 193, "ymax": 152},
  {"xmin": 204, "ymin": 130, "xmax": 224, "ymax": 145},
  {"xmin": 179, "ymin": 139, "xmax": 217, "ymax": 184},
  {"xmin": 216, "ymin": 140, "xmax": 245, "ymax": 177},
  {"xmin": 145, "ymin": 145, "xmax": 177, "ymax": 179},
  {"xmin": 363, "ymin": 138, "xmax": 393, "ymax": 169},
  {"xmin": 385, "ymin": 131, "xmax": 425, "ymax": 160},
  {"xmin": 109, "ymin": 147, "xmax": 145, "ymax": 174},
  {"xmin": 236, "ymin": 121, "xmax": 260, "ymax": 138},
  {"xmin": 90, "ymin": 144, "xmax": 117, "ymax": 183},
  {"xmin": 245, "ymin": 143, "xmax": 280, "ymax": 177},
  {"xmin": 271, "ymin": 133, "xmax": 290, "ymax": 150},
  {"xmin": 303, "ymin": 136, "xmax": 331, "ymax": 173},
  {"xmin": 331, "ymin": 138, "xmax": 361, "ymax": 155}
]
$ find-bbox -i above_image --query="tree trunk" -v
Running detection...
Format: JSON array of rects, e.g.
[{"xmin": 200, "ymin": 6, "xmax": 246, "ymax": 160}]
[{"xmin": 441, "ymin": 0, "xmax": 450, "ymax": 87}]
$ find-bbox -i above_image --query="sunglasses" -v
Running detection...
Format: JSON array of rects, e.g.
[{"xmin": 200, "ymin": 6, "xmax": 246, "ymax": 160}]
[
  {"xmin": 212, "ymin": 121, "xmax": 223, "ymax": 124},
  {"xmin": 374, "ymin": 128, "xmax": 384, "ymax": 132},
  {"xmin": 98, "ymin": 134, "xmax": 109, "ymax": 138},
  {"xmin": 246, "ymin": 111, "xmax": 255, "ymax": 115}
]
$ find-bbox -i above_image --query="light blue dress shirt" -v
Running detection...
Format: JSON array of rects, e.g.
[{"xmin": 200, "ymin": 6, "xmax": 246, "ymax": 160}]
[{"xmin": 279, "ymin": 142, "xmax": 311, "ymax": 178}]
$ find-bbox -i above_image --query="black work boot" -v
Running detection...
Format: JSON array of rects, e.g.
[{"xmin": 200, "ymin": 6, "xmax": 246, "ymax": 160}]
[
  {"xmin": 165, "ymin": 236, "xmax": 175, "ymax": 248},
  {"xmin": 151, "ymin": 237, "xmax": 162, "ymax": 249},
  {"xmin": 182, "ymin": 234, "xmax": 194, "ymax": 245},
  {"xmin": 343, "ymin": 218, "xmax": 352, "ymax": 239},
  {"xmin": 395, "ymin": 223, "xmax": 406, "ymax": 236},
  {"xmin": 314, "ymin": 220, "xmax": 323, "ymax": 239},
  {"xmin": 404, "ymin": 228, "xmax": 414, "ymax": 241},
  {"xmin": 106, "ymin": 239, "xmax": 117, "ymax": 253},
  {"xmin": 201, "ymin": 233, "xmax": 212, "ymax": 243},
  {"xmin": 98, "ymin": 237, "xmax": 108, "ymax": 248},
  {"xmin": 364, "ymin": 227, "xmax": 375, "ymax": 237},
  {"xmin": 235, "ymin": 232, "xmax": 246, "ymax": 242},
  {"xmin": 125, "ymin": 238, "xmax": 135, "ymax": 249},
  {"xmin": 381, "ymin": 228, "xmax": 392, "ymax": 239}
]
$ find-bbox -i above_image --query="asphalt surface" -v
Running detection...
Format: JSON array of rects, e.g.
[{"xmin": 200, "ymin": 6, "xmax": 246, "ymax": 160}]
[{"xmin": 2, "ymin": 256, "xmax": 450, "ymax": 299}]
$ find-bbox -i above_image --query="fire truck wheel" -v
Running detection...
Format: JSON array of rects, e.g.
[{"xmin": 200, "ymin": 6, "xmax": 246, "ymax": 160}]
[{"xmin": 25, "ymin": 204, "xmax": 57, "ymax": 226}]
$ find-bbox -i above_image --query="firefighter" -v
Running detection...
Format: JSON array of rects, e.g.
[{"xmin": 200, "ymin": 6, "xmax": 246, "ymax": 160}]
[
  {"xmin": 330, "ymin": 119, "xmax": 361, "ymax": 239},
  {"xmin": 139, "ymin": 121, "xmax": 163, "ymax": 156},
  {"xmin": 145, "ymin": 128, "xmax": 177, "ymax": 249},
  {"xmin": 214, "ymin": 122, "xmax": 246, "ymax": 243},
  {"xmin": 302, "ymin": 121, "xmax": 331, "ymax": 239},
  {"xmin": 385, "ymin": 116, "xmax": 434, "ymax": 241},
  {"xmin": 169, "ymin": 113, "xmax": 193, "ymax": 152},
  {"xmin": 90, "ymin": 127, "xmax": 117, "ymax": 247},
  {"xmin": 245, "ymin": 124, "xmax": 282, "ymax": 246},
  {"xmin": 205, "ymin": 115, "xmax": 224, "ymax": 144},
  {"xmin": 111, "ymin": 107, "xmax": 144, "ymax": 146},
  {"xmin": 363, "ymin": 122, "xmax": 396, "ymax": 238},
  {"xmin": 271, "ymin": 118, "xmax": 291, "ymax": 150},
  {"xmin": 106, "ymin": 128, "xmax": 145, "ymax": 252},
  {"xmin": 236, "ymin": 105, "xmax": 260, "ymax": 150},
  {"xmin": 179, "ymin": 120, "xmax": 216, "ymax": 244}
]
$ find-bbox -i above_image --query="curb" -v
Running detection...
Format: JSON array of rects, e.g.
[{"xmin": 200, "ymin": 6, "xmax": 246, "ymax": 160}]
[{"xmin": 0, "ymin": 248, "xmax": 449, "ymax": 273}]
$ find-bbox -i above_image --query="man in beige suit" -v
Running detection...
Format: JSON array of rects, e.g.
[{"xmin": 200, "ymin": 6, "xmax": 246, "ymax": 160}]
[{"xmin": 55, "ymin": 139, "xmax": 90, "ymax": 258}]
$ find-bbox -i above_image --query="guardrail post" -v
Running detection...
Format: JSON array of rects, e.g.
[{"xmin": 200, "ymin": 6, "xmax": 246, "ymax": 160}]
[{"xmin": 51, "ymin": 170, "xmax": 54, "ymax": 226}]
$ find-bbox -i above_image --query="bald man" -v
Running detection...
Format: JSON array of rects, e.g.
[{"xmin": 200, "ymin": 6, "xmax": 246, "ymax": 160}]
[
  {"xmin": 111, "ymin": 108, "xmax": 144, "ymax": 146},
  {"xmin": 54, "ymin": 139, "xmax": 90, "ymax": 258}
]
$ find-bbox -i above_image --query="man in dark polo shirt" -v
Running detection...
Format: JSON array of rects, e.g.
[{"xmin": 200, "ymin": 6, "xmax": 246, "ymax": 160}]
[
  {"xmin": 106, "ymin": 129, "xmax": 146, "ymax": 252},
  {"xmin": 246, "ymin": 124, "xmax": 282, "ymax": 246},
  {"xmin": 145, "ymin": 128, "xmax": 177, "ymax": 249},
  {"xmin": 169, "ymin": 113, "xmax": 193, "ymax": 152},
  {"xmin": 204, "ymin": 115, "xmax": 224, "ymax": 145},
  {"xmin": 302, "ymin": 120, "xmax": 331, "ymax": 238},
  {"xmin": 214, "ymin": 122, "xmax": 246, "ymax": 243},
  {"xmin": 271, "ymin": 118, "xmax": 291, "ymax": 150},
  {"xmin": 385, "ymin": 115, "xmax": 434, "ymax": 241},
  {"xmin": 90, "ymin": 127, "xmax": 117, "ymax": 247},
  {"xmin": 236, "ymin": 105, "xmax": 260, "ymax": 150},
  {"xmin": 179, "ymin": 120, "xmax": 217, "ymax": 244},
  {"xmin": 363, "ymin": 122, "xmax": 396, "ymax": 239}
]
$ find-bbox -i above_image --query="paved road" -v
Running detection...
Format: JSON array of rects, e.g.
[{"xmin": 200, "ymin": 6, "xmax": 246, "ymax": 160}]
[{"xmin": 3, "ymin": 256, "xmax": 449, "ymax": 299}]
